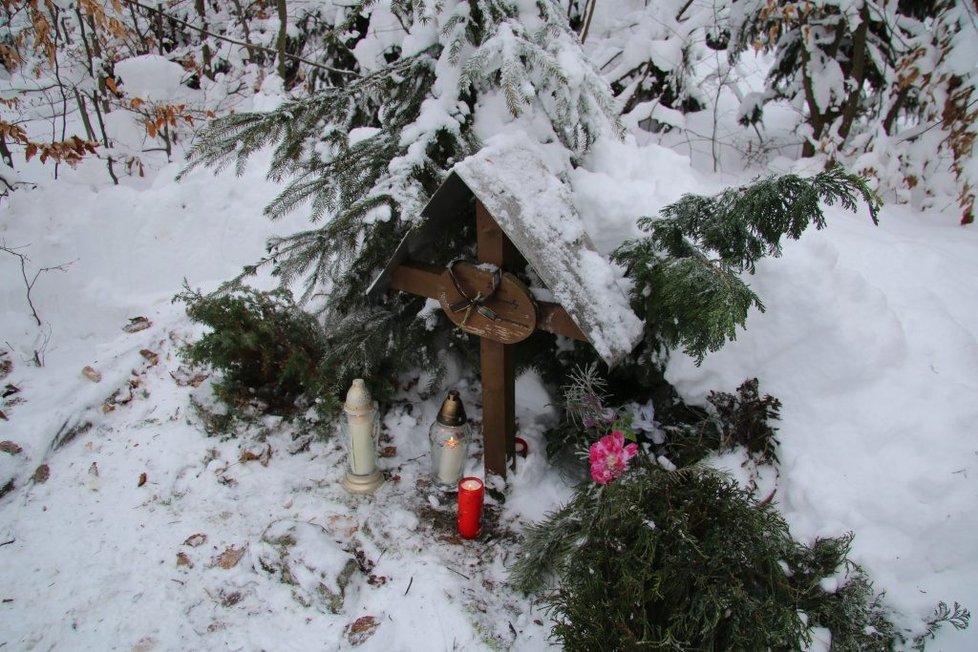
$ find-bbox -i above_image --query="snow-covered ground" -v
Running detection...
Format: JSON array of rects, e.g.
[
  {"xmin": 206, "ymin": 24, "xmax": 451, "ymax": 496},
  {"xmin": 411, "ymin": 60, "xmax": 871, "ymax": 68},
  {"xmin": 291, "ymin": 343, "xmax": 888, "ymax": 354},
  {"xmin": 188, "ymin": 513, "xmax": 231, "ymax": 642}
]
[{"xmin": 1, "ymin": 131, "xmax": 976, "ymax": 651}]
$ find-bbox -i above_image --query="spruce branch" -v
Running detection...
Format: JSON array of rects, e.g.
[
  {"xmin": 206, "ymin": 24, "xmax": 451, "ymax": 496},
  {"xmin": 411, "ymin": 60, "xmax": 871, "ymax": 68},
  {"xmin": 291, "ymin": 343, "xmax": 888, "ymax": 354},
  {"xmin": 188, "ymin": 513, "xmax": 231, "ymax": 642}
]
[
  {"xmin": 649, "ymin": 167, "xmax": 880, "ymax": 274},
  {"xmin": 614, "ymin": 168, "xmax": 879, "ymax": 363}
]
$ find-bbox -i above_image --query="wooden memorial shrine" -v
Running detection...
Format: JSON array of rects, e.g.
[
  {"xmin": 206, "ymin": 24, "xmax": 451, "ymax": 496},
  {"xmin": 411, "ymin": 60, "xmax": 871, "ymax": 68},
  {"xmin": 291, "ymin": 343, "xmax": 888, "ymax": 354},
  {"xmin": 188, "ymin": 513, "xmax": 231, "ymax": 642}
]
[{"xmin": 368, "ymin": 144, "xmax": 642, "ymax": 479}]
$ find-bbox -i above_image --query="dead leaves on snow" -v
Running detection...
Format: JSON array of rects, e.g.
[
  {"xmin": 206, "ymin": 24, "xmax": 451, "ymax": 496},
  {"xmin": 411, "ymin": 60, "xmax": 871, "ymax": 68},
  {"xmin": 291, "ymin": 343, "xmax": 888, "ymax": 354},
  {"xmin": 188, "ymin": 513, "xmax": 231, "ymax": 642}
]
[
  {"xmin": 175, "ymin": 535, "xmax": 246, "ymax": 571},
  {"xmin": 0, "ymin": 441, "xmax": 22, "ymax": 455},
  {"xmin": 212, "ymin": 545, "xmax": 247, "ymax": 569},
  {"xmin": 122, "ymin": 316, "xmax": 152, "ymax": 333},
  {"xmin": 81, "ymin": 366, "xmax": 102, "ymax": 383},
  {"xmin": 169, "ymin": 366, "xmax": 209, "ymax": 388},
  {"xmin": 183, "ymin": 533, "xmax": 207, "ymax": 547},
  {"xmin": 102, "ymin": 375, "xmax": 146, "ymax": 413},
  {"xmin": 346, "ymin": 616, "xmax": 380, "ymax": 646},
  {"xmin": 238, "ymin": 444, "xmax": 272, "ymax": 467},
  {"xmin": 32, "ymin": 464, "xmax": 49, "ymax": 484}
]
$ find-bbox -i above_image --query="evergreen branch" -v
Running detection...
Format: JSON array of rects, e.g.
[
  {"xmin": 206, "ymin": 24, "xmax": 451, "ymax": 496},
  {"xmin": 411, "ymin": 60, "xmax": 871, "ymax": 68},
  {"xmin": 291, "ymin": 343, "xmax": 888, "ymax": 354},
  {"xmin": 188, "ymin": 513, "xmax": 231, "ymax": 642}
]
[
  {"xmin": 613, "ymin": 241, "xmax": 763, "ymax": 363},
  {"xmin": 509, "ymin": 490, "xmax": 595, "ymax": 595},
  {"xmin": 614, "ymin": 168, "xmax": 879, "ymax": 363},
  {"xmin": 649, "ymin": 167, "xmax": 880, "ymax": 274}
]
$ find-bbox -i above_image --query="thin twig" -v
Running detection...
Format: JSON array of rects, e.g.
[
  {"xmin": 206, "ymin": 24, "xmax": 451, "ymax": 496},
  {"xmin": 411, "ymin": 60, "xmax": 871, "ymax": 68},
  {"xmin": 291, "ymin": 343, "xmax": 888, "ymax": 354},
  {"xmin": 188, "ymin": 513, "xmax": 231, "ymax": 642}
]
[
  {"xmin": 403, "ymin": 576, "xmax": 413, "ymax": 596},
  {"xmin": 0, "ymin": 243, "xmax": 75, "ymax": 327},
  {"xmin": 446, "ymin": 566, "xmax": 470, "ymax": 580},
  {"xmin": 0, "ymin": 539, "xmax": 15, "ymax": 547}
]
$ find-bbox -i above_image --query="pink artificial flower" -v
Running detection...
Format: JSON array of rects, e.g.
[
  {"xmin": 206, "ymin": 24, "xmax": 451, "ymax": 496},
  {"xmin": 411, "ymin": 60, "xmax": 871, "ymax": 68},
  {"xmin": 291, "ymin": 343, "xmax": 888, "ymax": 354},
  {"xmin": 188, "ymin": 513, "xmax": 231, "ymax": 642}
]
[{"xmin": 589, "ymin": 431, "xmax": 639, "ymax": 485}]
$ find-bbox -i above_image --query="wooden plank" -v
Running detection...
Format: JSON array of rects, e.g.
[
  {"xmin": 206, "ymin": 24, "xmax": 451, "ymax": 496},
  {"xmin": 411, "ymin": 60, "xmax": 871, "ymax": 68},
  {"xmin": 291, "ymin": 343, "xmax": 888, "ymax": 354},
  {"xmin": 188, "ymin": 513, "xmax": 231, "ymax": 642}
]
[
  {"xmin": 476, "ymin": 201, "xmax": 517, "ymax": 476},
  {"xmin": 480, "ymin": 337, "xmax": 514, "ymax": 478},
  {"xmin": 388, "ymin": 261, "xmax": 443, "ymax": 299},
  {"xmin": 538, "ymin": 303, "xmax": 588, "ymax": 341}
]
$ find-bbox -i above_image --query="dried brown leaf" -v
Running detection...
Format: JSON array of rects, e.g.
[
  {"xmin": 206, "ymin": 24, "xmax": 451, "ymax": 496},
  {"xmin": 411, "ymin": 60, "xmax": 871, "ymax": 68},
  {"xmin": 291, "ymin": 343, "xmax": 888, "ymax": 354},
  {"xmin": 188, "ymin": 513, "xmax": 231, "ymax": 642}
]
[
  {"xmin": 137, "ymin": 472, "xmax": 147, "ymax": 487},
  {"xmin": 239, "ymin": 444, "xmax": 272, "ymax": 467},
  {"xmin": 379, "ymin": 446, "xmax": 397, "ymax": 458},
  {"xmin": 32, "ymin": 464, "xmax": 49, "ymax": 484},
  {"xmin": 81, "ymin": 366, "xmax": 102, "ymax": 383},
  {"xmin": 123, "ymin": 316, "xmax": 152, "ymax": 333},
  {"xmin": 213, "ymin": 545, "xmax": 246, "ymax": 569},
  {"xmin": 183, "ymin": 533, "xmax": 207, "ymax": 547},
  {"xmin": 139, "ymin": 349, "xmax": 159, "ymax": 366},
  {"xmin": 169, "ymin": 367, "xmax": 210, "ymax": 387},
  {"xmin": 0, "ymin": 441, "xmax": 22, "ymax": 455},
  {"xmin": 176, "ymin": 552, "xmax": 193, "ymax": 568},
  {"xmin": 346, "ymin": 616, "xmax": 380, "ymax": 646}
]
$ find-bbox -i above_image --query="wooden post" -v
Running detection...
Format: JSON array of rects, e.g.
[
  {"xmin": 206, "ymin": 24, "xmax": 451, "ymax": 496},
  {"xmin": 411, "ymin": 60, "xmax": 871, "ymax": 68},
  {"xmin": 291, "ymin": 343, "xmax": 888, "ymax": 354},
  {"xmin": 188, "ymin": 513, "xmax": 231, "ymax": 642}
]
[
  {"xmin": 383, "ymin": 203, "xmax": 589, "ymax": 482},
  {"xmin": 476, "ymin": 201, "xmax": 517, "ymax": 477}
]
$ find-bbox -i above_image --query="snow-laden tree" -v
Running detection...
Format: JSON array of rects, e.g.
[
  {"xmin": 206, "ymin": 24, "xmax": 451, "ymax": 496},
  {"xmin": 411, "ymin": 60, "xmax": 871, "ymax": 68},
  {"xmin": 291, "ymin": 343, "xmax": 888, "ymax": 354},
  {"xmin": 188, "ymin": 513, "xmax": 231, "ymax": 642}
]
[
  {"xmin": 726, "ymin": 0, "xmax": 894, "ymax": 158},
  {"xmin": 864, "ymin": 0, "xmax": 978, "ymax": 225},
  {"xmin": 184, "ymin": 0, "xmax": 620, "ymax": 390},
  {"xmin": 586, "ymin": 0, "xmax": 720, "ymax": 132},
  {"xmin": 722, "ymin": 0, "xmax": 978, "ymax": 223}
]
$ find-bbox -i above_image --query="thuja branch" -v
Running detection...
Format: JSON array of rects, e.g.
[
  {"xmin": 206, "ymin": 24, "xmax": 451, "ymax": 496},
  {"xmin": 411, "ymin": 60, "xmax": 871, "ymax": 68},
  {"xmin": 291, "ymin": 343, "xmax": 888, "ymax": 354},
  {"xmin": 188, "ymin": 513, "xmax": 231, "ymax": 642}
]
[
  {"xmin": 0, "ymin": 243, "xmax": 75, "ymax": 326},
  {"xmin": 613, "ymin": 168, "xmax": 880, "ymax": 362}
]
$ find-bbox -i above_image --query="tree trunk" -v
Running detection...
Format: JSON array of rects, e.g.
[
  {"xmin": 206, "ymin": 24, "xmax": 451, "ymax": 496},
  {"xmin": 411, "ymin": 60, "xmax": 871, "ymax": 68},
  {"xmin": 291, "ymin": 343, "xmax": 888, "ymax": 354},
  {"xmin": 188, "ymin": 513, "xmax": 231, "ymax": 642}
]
[
  {"xmin": 837, "ymin": 4, "xmax": 870, "ymax": 143},
  {"xmin": 276, "ymin": 0, "xmax": 288, "ymax": 82},
  {"xmin": 194, "ymin": 0, "xmax": 212, "ymax": 79},
  {"xmin": 230, "ymin": 0, "xmax": 258, "ymax": 64},
  {"xmin": 799, "ymin": 35, "xmax": 824, "ymax": 158}
]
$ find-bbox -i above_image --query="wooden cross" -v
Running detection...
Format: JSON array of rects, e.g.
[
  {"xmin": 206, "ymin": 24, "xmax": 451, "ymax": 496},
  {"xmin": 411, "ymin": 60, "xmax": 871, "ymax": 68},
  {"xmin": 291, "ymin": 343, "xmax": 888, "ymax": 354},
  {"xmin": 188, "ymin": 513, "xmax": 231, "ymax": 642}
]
[{"xmin": 386, "ymin": 201, "xmax": 587, "ymax": 479}]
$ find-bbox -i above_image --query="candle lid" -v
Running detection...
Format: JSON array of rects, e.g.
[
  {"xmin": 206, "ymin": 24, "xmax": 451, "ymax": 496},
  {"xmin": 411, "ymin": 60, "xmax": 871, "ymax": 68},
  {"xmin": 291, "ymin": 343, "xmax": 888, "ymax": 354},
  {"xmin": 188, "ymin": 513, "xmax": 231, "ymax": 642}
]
[{"xmin": 436, "ymin": 390, "xmax": 467, "ymax": 426}]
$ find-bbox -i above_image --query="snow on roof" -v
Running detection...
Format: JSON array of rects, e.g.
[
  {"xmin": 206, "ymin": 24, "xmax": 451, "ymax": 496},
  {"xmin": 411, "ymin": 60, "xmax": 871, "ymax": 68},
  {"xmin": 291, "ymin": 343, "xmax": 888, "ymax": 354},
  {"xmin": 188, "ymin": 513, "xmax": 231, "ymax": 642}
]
[
  {"xmin": 372, "ymin": 141, "xmax": 643, "ymax": 366},
  {"xmin": 453, "ymin": 143, "xmax": 642, "ymax": 366}
]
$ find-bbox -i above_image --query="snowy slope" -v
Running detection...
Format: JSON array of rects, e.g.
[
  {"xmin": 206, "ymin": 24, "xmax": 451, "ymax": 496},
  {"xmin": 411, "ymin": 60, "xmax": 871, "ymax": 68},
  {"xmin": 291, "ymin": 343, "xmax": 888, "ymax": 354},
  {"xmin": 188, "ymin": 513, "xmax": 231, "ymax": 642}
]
[{"xmin": 1, "ymin": 133, "xmax": 976, "ymax": 651}]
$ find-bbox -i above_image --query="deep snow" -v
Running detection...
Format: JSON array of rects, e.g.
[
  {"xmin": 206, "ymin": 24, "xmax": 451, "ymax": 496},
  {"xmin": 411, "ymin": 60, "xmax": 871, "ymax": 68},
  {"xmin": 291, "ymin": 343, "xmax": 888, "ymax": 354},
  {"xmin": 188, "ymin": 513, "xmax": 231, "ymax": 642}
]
[{"xmin": 1, "ymin": 91, "xmax": 977, "ymax": 652}]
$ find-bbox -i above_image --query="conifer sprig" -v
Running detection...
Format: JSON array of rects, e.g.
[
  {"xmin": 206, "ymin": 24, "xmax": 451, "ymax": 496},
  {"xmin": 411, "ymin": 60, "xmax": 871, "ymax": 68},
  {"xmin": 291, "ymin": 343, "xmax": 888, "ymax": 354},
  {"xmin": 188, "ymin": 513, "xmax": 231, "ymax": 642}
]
[
  {"xmin": 650, "ymin": 167, "xmax": 880, "ymax": 273},
  {"xmin": 614, "ymin": 168, "xmax": 880, "ymax": 362}
]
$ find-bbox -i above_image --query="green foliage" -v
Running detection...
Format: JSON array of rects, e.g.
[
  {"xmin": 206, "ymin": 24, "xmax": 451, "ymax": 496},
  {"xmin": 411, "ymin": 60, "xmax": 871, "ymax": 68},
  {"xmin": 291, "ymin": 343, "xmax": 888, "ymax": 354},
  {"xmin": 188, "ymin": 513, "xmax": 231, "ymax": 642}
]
[
  {"xmin": 546, "ymin": 368, "xmax": 784, "ymax": 474},
  {"xmin": 913, "ymin": 602, "xmax": 972, "ymax": 651},
  {"xmin": 182, "ymin": 51, "xmax": 468, "ymax": 312},
  {"xmin": 613, "ymin": 167, "xmax": 880, "ymax": 363},
  {"xmin": 511, "ymin": 462, "xmax": 912, "ymax": 651},
  {"xmin": 700, "ymin": 377, "xmax": 782, "ymax": 466},
  {"xmin": 176, "ymin": 285, "xmax": 338, "ymax": 418}
]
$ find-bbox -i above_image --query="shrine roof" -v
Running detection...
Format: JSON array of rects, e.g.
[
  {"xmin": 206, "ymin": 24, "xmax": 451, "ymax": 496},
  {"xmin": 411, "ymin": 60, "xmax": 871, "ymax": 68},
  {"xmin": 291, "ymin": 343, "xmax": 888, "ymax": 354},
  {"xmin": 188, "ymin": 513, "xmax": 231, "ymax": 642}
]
[{"xmin": 369, "ymin": 142, "xmax": 643, "ymax": 366}]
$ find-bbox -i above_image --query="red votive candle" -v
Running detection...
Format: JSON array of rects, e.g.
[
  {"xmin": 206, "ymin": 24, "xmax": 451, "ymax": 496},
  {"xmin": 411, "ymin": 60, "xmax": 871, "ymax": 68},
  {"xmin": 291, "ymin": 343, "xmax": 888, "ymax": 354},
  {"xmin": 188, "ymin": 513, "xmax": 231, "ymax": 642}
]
[
  {"xmin": 514, "ymin": 437, "xmax": 528, "ymax": 458},
  {"xmin": 457, "ymin": 476, "xmax": 485, "ymax": 539}
]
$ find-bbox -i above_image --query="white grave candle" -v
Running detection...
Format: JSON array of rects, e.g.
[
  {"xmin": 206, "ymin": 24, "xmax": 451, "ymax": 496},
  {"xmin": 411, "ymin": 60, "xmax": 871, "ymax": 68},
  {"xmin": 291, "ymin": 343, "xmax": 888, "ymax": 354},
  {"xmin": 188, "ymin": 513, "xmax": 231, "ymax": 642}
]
[
  {"xmin": 348, "ymin": 415, "xmax": 376, "ymax": 476},
  {"xmin": 344, "ymin": 379, "xmax": 377, "ymax": 476},
  {"xmin": 437, "ymin": 435, "xmax": 464, "ymax": 484}
]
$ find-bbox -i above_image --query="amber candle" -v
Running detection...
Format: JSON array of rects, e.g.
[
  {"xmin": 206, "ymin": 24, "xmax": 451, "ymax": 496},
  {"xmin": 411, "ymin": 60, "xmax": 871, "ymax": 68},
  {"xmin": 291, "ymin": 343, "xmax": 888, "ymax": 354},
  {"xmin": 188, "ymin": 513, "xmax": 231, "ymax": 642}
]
[{"xmin": 457, "ymin": 476, "xmax": 485, "ymax": 539}]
